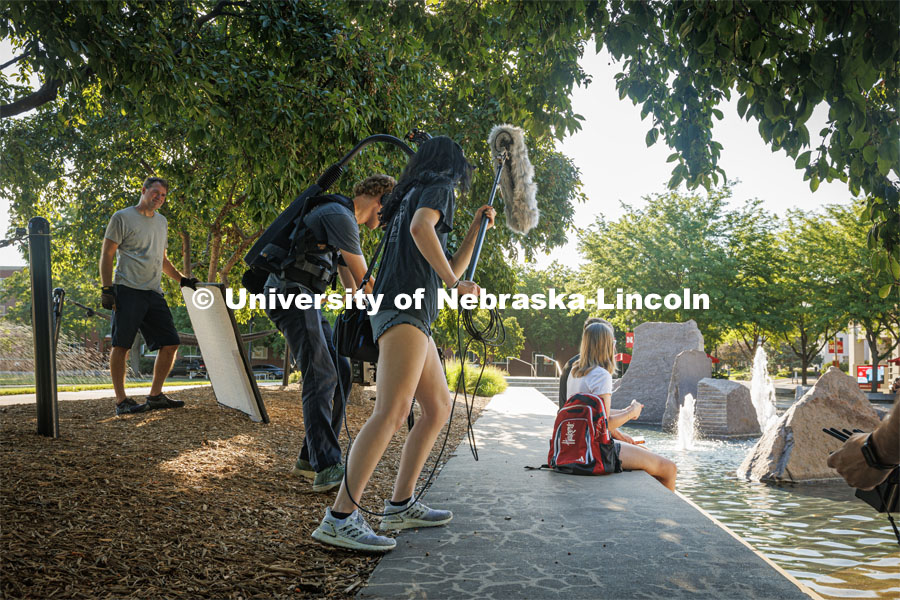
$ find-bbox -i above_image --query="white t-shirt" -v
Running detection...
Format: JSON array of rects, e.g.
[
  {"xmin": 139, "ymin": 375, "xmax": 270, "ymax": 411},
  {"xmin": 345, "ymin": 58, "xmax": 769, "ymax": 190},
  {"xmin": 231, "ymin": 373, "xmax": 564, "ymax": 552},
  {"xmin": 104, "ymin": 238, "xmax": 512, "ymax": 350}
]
[{"xmin": 566, "ymin": 365, "xmax": 613, "ymax": 399}]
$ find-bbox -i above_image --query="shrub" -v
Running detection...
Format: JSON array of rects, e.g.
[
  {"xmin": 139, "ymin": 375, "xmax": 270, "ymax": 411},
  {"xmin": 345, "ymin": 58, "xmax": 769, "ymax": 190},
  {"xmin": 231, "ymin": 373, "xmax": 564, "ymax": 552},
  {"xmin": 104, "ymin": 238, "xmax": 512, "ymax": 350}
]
[
  {"xmin": 444, "ymin": 359, "xmax": 508, "ymax": 397},
  {"xmin": 288, "ymin": 370, "xmax": 302, "ymax": 384}
]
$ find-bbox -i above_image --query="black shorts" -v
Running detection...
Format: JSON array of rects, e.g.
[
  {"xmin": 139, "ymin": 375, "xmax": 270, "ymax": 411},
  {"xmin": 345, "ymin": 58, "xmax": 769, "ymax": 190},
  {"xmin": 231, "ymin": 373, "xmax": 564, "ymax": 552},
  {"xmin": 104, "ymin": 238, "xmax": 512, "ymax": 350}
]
[{"xmin": 111, "ymin": 285, "xmax": 181, "ymax": 350}]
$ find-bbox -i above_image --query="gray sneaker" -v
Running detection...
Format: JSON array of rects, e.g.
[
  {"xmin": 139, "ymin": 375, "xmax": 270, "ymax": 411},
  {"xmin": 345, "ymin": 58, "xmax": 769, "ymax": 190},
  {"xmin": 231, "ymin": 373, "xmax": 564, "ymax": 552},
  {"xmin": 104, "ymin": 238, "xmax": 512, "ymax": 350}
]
[
  {"xmin": 290, "ymin": 458, "xmax": 315, "ymax": 480},
  {"xmin": 115, "ymin": 398, "xmax": 149, "ymax": 416},
  {"xmin": 380, "ymin": 497, "xmax": 453, "ymax": 531},
  {"xmin": 312, "ymin": 463, "xmax": 344, "ymax": 493},
  {"xmin": 312, "ymin": 508, "xmax": 396, "ymax": 552}
]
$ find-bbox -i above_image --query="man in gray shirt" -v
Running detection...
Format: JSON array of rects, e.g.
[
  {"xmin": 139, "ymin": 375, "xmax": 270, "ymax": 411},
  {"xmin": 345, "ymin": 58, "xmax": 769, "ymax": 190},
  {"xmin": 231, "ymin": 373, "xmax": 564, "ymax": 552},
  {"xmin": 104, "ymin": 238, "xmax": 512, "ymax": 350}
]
[{"xmin": 99, "ymin": 177, "xmax": 198, "ymax": 416}]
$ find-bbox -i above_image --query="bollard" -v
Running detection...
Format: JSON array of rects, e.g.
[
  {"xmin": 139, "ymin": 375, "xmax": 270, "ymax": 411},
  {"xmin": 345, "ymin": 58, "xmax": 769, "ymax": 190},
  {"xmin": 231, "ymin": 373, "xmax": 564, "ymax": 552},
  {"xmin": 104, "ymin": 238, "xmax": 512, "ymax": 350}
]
[
  {"xmin": 282, "ymin": 342, "xmax": 291, "ymax": 387},
  {"xmin": 52, "ymin": 287, "xmax": 65, "ymax": 354},
  {"xmin": 29, "ymin": 217, "xmax": 59, "ymax": 438}
]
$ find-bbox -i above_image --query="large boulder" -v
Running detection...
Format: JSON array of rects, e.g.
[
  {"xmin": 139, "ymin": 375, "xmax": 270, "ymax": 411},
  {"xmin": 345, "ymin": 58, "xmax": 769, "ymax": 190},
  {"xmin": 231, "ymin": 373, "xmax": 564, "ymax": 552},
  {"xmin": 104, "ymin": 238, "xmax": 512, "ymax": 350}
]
[
  {"xmin": 611, "ymin": 320, "xmax": 704, "ymax": 424},
  {"xmin": 694, "ymin": 378, "xmax": 759, "ymax": 438},
  {"xmin": 738, "ymin": 367, "xmax": 882, "ymax": 482},
  {"xmin": 662, "ymin": 350, "xmax": 712, "ymax": 430}
]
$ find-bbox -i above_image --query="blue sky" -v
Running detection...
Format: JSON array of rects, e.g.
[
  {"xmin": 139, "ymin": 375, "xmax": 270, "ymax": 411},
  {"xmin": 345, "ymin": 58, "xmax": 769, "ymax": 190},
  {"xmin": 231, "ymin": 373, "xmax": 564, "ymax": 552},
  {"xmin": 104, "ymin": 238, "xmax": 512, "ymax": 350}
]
[{"xmin": 1, "ymin": 45, "xmax": 856, "ymax": 268}]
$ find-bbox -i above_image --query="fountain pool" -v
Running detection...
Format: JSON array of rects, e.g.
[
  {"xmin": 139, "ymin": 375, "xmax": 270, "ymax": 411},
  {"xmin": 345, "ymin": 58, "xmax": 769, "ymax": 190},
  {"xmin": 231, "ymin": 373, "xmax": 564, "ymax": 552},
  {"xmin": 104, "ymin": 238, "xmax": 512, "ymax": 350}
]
[{"xmin": 631, "ymin": 425, "xmax": 900, "ymax": 599}]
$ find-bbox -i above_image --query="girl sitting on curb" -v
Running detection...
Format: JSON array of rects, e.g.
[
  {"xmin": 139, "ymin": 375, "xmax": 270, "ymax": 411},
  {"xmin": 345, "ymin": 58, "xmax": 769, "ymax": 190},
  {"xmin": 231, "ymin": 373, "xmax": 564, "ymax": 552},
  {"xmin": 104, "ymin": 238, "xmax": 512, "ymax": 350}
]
[{"xmin": 566, "ymin": 322, "xmax": 678, "ymax": 491}]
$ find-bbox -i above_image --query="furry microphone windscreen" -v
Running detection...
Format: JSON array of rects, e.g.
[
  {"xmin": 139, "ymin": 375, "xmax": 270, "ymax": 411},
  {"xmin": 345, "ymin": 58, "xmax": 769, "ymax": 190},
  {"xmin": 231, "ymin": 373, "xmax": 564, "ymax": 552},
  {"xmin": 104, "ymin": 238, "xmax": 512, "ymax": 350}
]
[{"xmin": 488, "ymin": 124, "xmax": 539, "ymax": 234}]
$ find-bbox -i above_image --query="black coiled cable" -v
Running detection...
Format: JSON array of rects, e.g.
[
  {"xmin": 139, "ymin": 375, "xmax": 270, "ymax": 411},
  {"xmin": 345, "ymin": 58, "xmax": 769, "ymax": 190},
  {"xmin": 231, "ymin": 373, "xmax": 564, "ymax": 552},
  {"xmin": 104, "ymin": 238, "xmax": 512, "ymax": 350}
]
[{"xmin": 453, "ymin": 303, "xmax": 506, "ymax": 461}]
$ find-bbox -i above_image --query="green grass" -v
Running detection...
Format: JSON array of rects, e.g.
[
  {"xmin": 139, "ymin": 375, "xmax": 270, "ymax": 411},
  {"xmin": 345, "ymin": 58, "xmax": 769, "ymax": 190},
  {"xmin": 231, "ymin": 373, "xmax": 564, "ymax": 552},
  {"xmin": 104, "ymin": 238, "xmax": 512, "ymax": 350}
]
[
  {"xmin": 0, "ymin": 380, "xmax": 209, "ymax": 396},
  {"xmin": 444, "ymin": 359, "xmax": 508, "ymax": 397}
]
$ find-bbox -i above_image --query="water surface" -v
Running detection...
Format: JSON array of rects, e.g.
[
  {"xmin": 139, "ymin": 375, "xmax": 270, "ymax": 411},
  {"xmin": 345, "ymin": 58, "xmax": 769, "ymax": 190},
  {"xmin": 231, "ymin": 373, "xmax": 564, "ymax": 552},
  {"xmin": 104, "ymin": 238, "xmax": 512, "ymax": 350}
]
[{"xmin": 632, "ymin": 427, "xmax": 900, "ymax": 599}]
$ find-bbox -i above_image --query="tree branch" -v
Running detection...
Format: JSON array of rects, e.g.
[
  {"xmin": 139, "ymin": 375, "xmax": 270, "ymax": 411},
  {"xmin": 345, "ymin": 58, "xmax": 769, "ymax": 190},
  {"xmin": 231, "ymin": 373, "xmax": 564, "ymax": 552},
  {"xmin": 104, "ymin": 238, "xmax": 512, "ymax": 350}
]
[
  {"xmin": 195, "ymin": 1, "xmax": 251, "ymax": 29},
  {"xmin": 220, "ymin": 225, "xmax": 263, "ymax": 280},
  {"xmin": 0, "ymin": 46, "xmax": 33, "ymax": 71},
  {"xmin": 0, "ymin": 78, "xmax": 62, "ymax": 119},
  {"xmin": 139, "ymin": 159, "xmax": 156, "ymax": 175}
]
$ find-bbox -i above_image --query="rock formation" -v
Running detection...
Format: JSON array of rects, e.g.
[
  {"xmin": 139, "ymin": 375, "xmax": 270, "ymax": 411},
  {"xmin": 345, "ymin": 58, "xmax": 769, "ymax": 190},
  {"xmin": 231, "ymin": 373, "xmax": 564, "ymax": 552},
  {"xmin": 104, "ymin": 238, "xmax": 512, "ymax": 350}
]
[
  {"xmin": 694, "ymin": 378, "xmax": 759, "ymax": 437},
  {"xmin": 738, "ymin": 367, "xmax": 882, "ymax": 482},
  {"xmin": 662, "ymin": 350, "xmax": 712, "ymax": 430},
  {"xmin": 611, "ymin": 320, "xmax": 704, "ymax": 424}
]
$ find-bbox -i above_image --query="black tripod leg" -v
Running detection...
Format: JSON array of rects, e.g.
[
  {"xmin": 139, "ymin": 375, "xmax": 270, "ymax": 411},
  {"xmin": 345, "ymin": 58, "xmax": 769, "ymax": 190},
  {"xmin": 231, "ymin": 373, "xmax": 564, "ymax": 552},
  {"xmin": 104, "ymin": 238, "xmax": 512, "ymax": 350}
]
[{"xmin": 407, "ymin": 398, "xmax": 416, "ymax": 431}]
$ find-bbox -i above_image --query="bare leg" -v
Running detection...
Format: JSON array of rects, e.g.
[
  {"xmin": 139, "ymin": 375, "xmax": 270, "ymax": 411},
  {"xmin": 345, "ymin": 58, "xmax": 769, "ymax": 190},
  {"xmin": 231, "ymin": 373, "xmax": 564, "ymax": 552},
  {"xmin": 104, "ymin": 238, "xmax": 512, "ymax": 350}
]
[
  {"xmin": 332, "ymin": 325, "xmax": 429, "ymax": 514},
  {"xmin": 149, "ymin": 345, "xmax": 178, "ymax": 396},
  {"xmin": 391, "ymin": 338, "xmax": 452, "ymax": 502},
  {"xmin": 110, "ymin": 346, "xmax": 129, "ymax": 403},
  {"xmin": 618, "ymin": 443, "xmax": 678, "ymax": 491}
]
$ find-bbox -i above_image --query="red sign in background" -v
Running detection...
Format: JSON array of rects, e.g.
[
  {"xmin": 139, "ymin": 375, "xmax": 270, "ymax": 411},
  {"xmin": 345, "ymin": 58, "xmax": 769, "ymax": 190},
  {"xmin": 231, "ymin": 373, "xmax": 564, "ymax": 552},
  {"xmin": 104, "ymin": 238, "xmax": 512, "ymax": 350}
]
[{"xmin": 625, "ymin": 332, "xmax": 634, "ymax": 348}]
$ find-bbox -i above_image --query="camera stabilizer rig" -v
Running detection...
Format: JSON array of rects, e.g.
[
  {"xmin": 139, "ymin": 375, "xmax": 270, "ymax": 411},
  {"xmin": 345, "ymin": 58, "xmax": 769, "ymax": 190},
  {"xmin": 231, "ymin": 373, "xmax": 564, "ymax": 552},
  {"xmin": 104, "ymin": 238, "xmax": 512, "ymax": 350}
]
[{"xmin": 823, "ymin": 427, "xmax": 899, "ymax": 546}]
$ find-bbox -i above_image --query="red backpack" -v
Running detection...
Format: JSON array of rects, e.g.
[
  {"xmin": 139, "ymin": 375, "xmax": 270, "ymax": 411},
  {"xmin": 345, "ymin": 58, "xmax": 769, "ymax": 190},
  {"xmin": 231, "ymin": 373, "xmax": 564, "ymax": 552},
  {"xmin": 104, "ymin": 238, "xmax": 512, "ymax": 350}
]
[{"xmin": 547, "ymin": 393, "xmax": 620, "ymax": 475}]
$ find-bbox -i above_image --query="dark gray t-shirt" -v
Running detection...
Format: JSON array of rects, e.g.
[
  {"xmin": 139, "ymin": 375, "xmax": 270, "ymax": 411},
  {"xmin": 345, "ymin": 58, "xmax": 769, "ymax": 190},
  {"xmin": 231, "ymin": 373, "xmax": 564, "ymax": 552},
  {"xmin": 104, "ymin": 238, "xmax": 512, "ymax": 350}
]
[
  {"xmin": 266, "ymin": 197, "xmax": 361, "ymax": 289},
  {"xmin": 373, "ymin": 184, "xmax": 455, "ymax": 325}
]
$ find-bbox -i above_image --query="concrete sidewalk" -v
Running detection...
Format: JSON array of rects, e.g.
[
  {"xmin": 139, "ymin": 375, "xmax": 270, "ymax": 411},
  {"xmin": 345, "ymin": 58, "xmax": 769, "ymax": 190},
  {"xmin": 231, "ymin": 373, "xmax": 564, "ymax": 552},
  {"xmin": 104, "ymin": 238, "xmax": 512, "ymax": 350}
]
[{"xmin": 361, "ymin": 388, "xmax": 817, "ymax": 600}]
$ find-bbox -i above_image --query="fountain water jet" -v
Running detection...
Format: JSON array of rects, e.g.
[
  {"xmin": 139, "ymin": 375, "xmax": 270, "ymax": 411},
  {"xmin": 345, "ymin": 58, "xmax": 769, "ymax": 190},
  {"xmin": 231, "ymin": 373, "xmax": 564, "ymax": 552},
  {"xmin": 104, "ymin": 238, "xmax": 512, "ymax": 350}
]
[
  {"xmin": 750, "ymin": 346, "xmax": 778, "ymax": 433},
  {"xmin": 677, "ymin": 393, "xmax": 697, "ymax": 450}
]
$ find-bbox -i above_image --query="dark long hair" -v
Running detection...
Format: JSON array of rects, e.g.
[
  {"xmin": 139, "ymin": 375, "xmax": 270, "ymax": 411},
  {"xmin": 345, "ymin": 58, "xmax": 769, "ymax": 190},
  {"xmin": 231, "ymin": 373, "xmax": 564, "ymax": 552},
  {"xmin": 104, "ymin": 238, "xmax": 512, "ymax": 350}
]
[{"xmin": 378, "ymin": 136, "xmax": 473, "ymax": 226}]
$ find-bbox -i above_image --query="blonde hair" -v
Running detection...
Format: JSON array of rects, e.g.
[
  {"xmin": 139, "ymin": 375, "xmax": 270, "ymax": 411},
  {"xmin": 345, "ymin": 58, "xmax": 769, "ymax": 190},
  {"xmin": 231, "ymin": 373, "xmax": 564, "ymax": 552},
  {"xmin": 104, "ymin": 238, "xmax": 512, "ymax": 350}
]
[{"xmin": 572, "ymin": 322, "xmax": 616, "ymax": 378}]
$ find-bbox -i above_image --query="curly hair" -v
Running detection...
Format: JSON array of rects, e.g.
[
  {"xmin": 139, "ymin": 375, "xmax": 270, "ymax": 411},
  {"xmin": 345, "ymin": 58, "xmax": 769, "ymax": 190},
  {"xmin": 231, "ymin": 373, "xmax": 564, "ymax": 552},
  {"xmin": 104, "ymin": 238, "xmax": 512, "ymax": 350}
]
[
  {"xmin": 378, "ymin": 136, "xmax": 473, "ymax": 226},
  {"xmin": 353, "ymin": 174, "xmax": 396, "ymax": 199}
]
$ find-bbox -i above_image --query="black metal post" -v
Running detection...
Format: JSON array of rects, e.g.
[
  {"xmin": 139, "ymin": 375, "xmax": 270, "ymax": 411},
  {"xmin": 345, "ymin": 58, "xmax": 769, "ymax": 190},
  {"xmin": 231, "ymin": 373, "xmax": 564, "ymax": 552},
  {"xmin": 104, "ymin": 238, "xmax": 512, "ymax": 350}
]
[
  {"xmin": 282, "ymin": 342, "xmax": 291, "ymax": 387},
  {"xmin": 52, "ymin": 287, "xmax": 65, "ymax": 354},
  {"xmin": 465, "ymin": 155, "xmax": 506, "ymax": 281},
  {"xmin": 28, "ymin": 217, "xmax": 59, "ymax": 438}
]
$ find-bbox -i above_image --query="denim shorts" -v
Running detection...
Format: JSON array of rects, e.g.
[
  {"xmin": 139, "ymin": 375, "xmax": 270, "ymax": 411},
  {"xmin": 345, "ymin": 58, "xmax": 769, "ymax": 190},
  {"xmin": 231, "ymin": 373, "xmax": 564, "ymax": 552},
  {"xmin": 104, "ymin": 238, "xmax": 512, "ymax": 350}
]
[{"xmin": 370, "ymin": 309, "xmax": 431, "ymax": 342}]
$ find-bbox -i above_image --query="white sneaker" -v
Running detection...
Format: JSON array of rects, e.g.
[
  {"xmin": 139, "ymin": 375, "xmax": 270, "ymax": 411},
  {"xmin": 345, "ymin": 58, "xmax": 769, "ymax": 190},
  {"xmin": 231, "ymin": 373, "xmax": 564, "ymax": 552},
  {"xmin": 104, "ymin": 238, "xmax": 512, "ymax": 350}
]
[
  {"xmin": 312, "ymin": 508, "xmax": 396, "ymax": 552},
  {"xmin": 380, "ymin": 498, "xmax": 453, "ymax": 531}
]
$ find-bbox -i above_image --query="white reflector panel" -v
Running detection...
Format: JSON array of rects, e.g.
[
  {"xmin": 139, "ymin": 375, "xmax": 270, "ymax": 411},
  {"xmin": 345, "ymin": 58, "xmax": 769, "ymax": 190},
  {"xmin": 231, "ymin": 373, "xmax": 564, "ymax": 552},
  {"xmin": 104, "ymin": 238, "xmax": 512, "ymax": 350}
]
[{"xmin": 181, "ymin": 283, "xmax": 268, "ymax": 423}]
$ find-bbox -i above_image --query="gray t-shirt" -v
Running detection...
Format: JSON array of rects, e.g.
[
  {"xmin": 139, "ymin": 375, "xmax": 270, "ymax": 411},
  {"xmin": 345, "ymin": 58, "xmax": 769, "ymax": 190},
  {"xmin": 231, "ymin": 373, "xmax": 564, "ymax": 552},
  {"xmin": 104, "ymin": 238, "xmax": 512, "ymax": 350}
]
[
  {"xmin": 104, "ymin": 206, "xmax": 168, "ymax": 292},
  {"xmin": 373, "ymin": 184, "xmax": 455, "ymax": 326},
  {"xmin": 266, "ymin": 197, "xmax": 362, "ymax": 290}
]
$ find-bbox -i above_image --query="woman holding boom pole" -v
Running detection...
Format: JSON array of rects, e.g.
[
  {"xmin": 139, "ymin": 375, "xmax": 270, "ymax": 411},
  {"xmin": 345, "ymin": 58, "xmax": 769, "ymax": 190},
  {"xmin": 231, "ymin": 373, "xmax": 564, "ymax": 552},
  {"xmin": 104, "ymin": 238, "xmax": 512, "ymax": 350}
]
[{"xmin": 312, "ymin": 136, "xmax": 496, "ymax": 552}]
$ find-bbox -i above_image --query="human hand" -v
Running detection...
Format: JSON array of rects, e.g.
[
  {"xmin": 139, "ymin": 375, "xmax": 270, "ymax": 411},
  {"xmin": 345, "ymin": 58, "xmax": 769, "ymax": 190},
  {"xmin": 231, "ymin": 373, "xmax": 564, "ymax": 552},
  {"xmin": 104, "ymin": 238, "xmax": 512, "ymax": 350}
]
[
  {"xmin": 629, "ymin": 399, "xmax": 643, "ymax": 420},
  {"xmin": 101, "ymin": 285, "xmax": 116, "ymax": 311},
  {"xmin": 617, "ymin": 431, "xmax": 635, "ymax": 445},
  {"xmin": 470, "ymin": 205, "xmax": 496, "ymax": 232},
  {"xmin": 180, "ymin": 276, "xmax": 200, "ymax": 290},
  {"xmin": 456, "ymin": 280, "xmax": 481, "ymax": 298},
  {"xmin": 826, "ymin": 433, "xmax": 894, "ymax": 491}
]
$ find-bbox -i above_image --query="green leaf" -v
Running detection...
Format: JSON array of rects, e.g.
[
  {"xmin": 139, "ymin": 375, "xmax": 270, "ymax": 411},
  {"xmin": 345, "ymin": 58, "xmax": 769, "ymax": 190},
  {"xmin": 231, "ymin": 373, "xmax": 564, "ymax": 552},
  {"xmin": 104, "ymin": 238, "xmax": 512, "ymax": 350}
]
[
  {"xmin": 645, "ymin": 128, "xmax": 659, "ymax": 147},
  {"xmin": 878, "ymin": 284, "xmax": 892, "ymax": 299},
  {"xmin": 889, "ymin": 255, "xmax": 900, "ymax": 280},
  {"xmin": 795, "ymin": 151, "xmax": 811, "ymax": 169},
  {"xmin": 863, "ymin": 145, "xmax": 877, "ymax": 164},
  {"xmin": 737, "ymin": 95, "xmax": 749, "ymax": 118}
]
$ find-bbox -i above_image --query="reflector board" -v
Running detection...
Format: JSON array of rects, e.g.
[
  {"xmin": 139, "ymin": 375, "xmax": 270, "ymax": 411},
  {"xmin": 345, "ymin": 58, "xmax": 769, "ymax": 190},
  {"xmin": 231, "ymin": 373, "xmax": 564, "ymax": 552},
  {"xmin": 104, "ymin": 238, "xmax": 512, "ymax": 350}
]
[{"xmin": 182, "ymin": 283, "xmax": 268, "ymax": 423}]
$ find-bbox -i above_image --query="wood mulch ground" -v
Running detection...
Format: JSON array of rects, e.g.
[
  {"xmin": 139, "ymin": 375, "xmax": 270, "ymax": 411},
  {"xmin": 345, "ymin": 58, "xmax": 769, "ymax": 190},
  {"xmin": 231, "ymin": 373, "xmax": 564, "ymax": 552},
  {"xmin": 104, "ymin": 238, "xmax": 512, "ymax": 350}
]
[{"xmin": 1, "ymin": 385, "xmax": 490, "ymax": 599}]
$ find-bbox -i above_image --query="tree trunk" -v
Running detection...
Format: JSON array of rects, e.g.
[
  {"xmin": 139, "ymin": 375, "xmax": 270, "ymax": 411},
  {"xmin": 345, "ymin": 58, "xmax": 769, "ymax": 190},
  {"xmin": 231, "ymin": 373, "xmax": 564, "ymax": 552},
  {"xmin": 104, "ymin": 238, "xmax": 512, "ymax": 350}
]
[
  {"xmin": 868, "ymin": 333, "xmax": 881, "ymax": 393},
  {"xmin": 180, "ymin": 230, "xmax": 192, "ymax": 277},
  {"xmin": 798, "ymin": 329, "xmax": 809, "ymax": 385},
  {"xmin": 208, "ymin": 231, "xmax": 222, "ymax": 283}
]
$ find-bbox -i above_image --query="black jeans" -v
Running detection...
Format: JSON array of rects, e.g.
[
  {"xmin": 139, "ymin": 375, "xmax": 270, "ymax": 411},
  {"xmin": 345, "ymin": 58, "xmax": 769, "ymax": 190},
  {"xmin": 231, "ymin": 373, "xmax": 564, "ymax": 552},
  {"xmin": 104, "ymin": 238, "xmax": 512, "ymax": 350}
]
[{"xmin": 265, "ymin": 288, "xmax": 350, "ymax": 472}]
